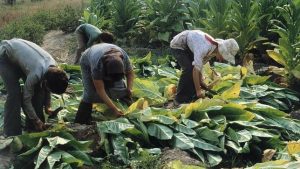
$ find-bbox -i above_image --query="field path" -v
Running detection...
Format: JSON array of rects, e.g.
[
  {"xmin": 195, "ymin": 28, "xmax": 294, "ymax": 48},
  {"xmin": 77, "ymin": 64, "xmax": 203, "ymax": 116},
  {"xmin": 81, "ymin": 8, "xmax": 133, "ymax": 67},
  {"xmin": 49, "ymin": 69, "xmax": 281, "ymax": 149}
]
[{"xmin": 42, "ymin": 30, "xmax": 76, "ymax": 64}]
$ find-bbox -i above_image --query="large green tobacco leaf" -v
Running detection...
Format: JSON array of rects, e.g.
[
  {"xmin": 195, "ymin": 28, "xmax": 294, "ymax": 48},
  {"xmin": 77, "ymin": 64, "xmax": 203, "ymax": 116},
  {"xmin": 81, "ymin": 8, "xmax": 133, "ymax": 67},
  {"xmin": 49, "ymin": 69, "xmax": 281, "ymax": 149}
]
[
  {"xmin": 195, "ymin": 127, "xmax": 222, "ymax": 145},
  {"xmin": 132, "ymin": 78, "xmax": 167, "ymax": 105},
  {"xmin": 47, "ymin": 151, "xmax": 62, "ymax": 169},
  {"xmin": 128, "ymin": 119, "xmax": 150, "ymax": 144},
  {"xmin": 17, "ymin": 131, "xmax": 50, "ymax": 148},
  {"xmin": 173, "ymin": 133, "xmax": 194, "ymax": 150},
  {"xmin": 226, "ymin": 140, "xmax": 250, "ymax": 154},
  {"xmin": 248, "ymin": 103, "xmax": 287, "ymax": 117},
  {"xmin": 249, "ymin": 130, "xmax": 275, "ymax": 138},
  {"xmin": 19, "ymin": 138, "xmax": 43, "ymax": 157},
  {"xmin": 262, "ymin": 116, "xmax": 300, "ymax": 135},
  {"xmin": 47, "ymin": 136, "xmax": 70, "ymax": 148},
  {"xmin": 206, "ymin": 152, "xmax": 222, "ymax": 167},
  {"xmin": 141, "ymin": 115, "xmax": 176, "ymax": 125},
  {"xmin": 147, "ymin": 123, "xmax": 173, "ymax": 140},
  {"xmin": 35, "ymin": 146, "xmax": 53, "ymax": 169},
  {"xmin": 181, "ymin": 119, "xmax": 199, "ymax": 129},
  {"xmin": 189, "ymin": 137, "xmax": 222, "ymax": 152},
  {"xmin": 112, "ymin": 136, "xmax": 130, "ymax": 164},
  {"xmin": 236, "ymin": 130, "xmax": 252, "ymax": 143},
  {"xmin": 97, "ymin": 118, "xmax": 134, "ymax": 134},
  {"xmin": 156, "ymin": 66, "xmax": 179, "ymax": 80},
  {"xmin": 173, "ymin": 123, "xmax": 196, "ymax": 136},
  {"xmin": 61, "ymin": 151, "xmax": 83, "ymax": 167}
]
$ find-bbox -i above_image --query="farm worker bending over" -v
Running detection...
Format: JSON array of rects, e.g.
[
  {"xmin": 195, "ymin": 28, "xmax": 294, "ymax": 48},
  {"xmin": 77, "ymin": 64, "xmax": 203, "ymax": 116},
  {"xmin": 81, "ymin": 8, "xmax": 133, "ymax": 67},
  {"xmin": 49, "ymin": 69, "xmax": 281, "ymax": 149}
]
[
  {"xmin": 0, "ymin": 38, "xmax": 69, "ymax": 137},
  {"xmin": 74, "ymin": 43, "xmax": 134, "ymax": 124},
  {"xmin": 74, "ymin": 23, "xmax": 114, "ymax": 64},
  {"xmin": 170, "ymin": 30, "xmax": 239, "ymax": 106}
]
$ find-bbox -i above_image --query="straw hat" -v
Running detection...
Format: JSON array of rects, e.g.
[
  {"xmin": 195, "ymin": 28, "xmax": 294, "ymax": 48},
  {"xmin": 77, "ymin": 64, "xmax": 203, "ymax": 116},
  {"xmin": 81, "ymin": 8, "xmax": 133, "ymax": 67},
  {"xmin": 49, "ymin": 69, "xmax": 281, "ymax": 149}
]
[{"xmin": 215, "ymin": 38, "xmax": 239, "ymax": 64}]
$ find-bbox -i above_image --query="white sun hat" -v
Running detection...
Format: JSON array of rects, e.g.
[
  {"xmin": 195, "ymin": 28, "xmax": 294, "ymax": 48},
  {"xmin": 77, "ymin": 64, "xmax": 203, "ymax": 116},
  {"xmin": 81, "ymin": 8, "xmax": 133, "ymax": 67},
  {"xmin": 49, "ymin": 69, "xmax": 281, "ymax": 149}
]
[{"xmin": 215, "ymin": 38, "xmax": 239, "ymax": 64}]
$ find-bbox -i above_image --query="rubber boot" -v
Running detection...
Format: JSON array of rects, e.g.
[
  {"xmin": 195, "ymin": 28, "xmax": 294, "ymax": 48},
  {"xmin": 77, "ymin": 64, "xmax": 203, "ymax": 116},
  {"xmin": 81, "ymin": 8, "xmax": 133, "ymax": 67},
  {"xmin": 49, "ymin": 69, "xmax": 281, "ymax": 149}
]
[{"xmin": 74, "ymin": 101, "xmax": 93, "ymax": 124}]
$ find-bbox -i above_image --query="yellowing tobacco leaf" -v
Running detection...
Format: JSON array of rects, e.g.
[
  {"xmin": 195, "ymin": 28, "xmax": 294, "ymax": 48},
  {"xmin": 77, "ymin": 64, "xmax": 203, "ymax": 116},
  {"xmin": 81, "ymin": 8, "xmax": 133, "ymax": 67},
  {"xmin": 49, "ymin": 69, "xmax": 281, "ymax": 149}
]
[
  {"xmin": 266, "ymin": 50, "xmax": 287, "ymax": 67},
  {"xmin": 241, "ymin": 67, "xmax": 248, "ymax": 79},
  {"xmin": 244, "ymin": 75, "xmax": 270, "ymax": 85},
  {"xmin": 214, "ymin": 82, "xmax": 241, "ymax": 100},
  {"xmin": 287, "ymin": 141, "xmax": 300, "ymax": 155},
  {"xmin": 126, "ymin": 98, "xmax": 148, "ymax": 114},
  {"xmin": 184, "ymin": 98, "xmax": 225, "ymax": 118},
  {"xmin": 164, "ymin": 84, "xmax": 177, "ymax": 101}
]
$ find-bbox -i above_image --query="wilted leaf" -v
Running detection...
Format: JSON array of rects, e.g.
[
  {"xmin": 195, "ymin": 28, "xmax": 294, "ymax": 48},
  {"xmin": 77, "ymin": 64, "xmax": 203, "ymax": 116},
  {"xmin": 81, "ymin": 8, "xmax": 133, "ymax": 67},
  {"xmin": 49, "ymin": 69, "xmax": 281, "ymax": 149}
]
[{"xmin": 262, "ymin": 149, "xmax": 276, "ymax": 162}]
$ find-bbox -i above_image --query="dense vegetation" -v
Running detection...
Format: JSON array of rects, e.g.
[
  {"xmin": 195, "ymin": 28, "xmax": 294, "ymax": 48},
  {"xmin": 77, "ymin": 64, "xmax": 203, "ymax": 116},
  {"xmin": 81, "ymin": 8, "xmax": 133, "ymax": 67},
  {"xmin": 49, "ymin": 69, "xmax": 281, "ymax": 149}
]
[{"xmin": 0, "ymin": 0, "xmax": 86, "ymax": 44}]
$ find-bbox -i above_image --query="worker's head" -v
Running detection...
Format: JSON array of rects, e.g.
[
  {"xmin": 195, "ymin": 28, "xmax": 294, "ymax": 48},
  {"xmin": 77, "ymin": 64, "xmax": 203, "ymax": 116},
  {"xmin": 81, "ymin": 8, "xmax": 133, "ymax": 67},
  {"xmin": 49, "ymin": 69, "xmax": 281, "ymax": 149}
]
[
  {"xmin": 103, "ymin": 48, "xmax": 125, "ymax": 81},
  {"xmin": 44, "ymin": 66, "xmax": 68, "ymax": 94},
  {"xmin": 216, "ymin": 38, "xmax": 239, "ymax": 64},
  {"xmin": 98, "ymin": 32, "xmax": 115, "ymax": 44}
]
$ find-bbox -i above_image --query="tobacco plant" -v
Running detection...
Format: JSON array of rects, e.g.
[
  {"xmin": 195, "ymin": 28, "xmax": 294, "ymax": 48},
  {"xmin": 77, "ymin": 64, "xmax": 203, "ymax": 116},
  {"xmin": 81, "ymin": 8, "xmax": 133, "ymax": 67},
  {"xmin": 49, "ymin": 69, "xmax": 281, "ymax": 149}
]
[
  {"xmin": 266, "ymin": 0, "xmax": 300, "ymax": 87},
  {"xmin": 229, "ymin": 0, "xmax": 263, "ymax": 62},
  {"xmin": 112, "ymin": 0, "xmax": 142, "ymax": 45},
  {"xmin": 200, "ymin": 0, "xmax": 232, "ymax": 39}
]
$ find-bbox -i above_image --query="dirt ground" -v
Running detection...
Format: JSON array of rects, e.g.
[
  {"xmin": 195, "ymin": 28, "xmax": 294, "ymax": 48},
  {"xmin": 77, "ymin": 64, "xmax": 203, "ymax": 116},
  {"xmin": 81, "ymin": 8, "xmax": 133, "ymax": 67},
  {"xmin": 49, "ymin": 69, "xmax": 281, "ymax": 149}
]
[{"xmin": 41, "ymin": 30, "xmax": 77, "ymax": 64}]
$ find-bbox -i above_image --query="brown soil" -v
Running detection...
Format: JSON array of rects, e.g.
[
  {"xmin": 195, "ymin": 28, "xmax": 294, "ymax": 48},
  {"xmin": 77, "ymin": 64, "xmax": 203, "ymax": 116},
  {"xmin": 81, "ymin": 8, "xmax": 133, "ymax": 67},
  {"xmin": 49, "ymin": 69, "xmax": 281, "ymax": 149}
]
[
  {"xmin": 41, "ymin": 30, "xmax": 77, "ymax": 64},
  {"xmin": 160, "ymin": 148, "xmax": 203, "ymax": 166}
]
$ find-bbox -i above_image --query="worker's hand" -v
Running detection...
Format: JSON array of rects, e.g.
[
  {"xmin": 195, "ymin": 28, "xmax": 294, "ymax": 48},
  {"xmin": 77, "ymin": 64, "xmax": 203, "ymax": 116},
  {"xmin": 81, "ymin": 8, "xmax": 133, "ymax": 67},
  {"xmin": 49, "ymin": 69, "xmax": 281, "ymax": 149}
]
[
  {"xmin": 33, "ymin": 119, "xmax": 47, "ymax": 131},
  {"xmin": 196, "ymin": 89, "xmax": 205, "ymax": 99},
  {"xmin": 200, "ymin": 81, "xmax": 211, "ymax": 90},
  {"xmin": 113, "ymin": 108, "xmax": 124, "ymax": 117},
  {"xmin": 47, "ymin": 107, "xmax": 64, "ymax": 118}
]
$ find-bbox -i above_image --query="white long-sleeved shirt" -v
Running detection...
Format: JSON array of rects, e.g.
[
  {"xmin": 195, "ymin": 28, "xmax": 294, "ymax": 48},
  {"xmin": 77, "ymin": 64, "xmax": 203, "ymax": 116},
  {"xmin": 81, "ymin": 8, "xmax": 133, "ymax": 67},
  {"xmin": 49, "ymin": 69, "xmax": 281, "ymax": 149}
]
[{"xmin": 170, "ymin": 30, "xmax": 217, "ymax": 71}]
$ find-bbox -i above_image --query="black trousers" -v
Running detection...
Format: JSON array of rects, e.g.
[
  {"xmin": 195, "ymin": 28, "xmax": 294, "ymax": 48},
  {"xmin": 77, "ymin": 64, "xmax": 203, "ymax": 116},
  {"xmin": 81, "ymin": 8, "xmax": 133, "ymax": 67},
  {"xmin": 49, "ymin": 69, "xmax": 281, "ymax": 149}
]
[{"xmin": 170, "ymin": 48, "xmax": 196, "ymax": 103}]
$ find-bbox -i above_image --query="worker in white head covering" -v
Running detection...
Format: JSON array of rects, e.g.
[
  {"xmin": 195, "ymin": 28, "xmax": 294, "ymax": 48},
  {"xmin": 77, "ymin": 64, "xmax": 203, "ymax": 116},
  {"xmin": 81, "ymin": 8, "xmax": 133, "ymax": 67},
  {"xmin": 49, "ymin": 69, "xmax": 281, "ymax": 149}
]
[{"xmin": 169, "ymin": 30, "xmax": 239, "ymax": 106}]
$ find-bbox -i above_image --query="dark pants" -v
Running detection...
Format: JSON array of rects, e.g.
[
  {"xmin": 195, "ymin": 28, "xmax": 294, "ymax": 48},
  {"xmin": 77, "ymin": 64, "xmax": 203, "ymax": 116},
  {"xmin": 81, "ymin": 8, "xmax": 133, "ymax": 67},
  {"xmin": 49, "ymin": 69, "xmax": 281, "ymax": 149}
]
[
  {"xmin": 0, "ymin": 56, "xmax": 46, "ymax": 136},
  {"xmin": 171, "ymin": 48, "xmax": 196, "ymax": 103}
]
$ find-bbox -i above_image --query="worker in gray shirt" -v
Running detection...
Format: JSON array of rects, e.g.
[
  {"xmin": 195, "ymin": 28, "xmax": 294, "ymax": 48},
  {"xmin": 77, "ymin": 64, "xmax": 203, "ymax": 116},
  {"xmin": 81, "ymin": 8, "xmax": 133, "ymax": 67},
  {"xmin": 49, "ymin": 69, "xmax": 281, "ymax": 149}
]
[
  {"xmin": 0, "ymin": 38, "xmax": 69, "ymax": 136},
  {"xmin": 74, "ymin": 23, "xmax": 114, "ymax": 64},
  {"xmin": 74, "ymin": 43, "xmax": 134, "ymax": 124}
]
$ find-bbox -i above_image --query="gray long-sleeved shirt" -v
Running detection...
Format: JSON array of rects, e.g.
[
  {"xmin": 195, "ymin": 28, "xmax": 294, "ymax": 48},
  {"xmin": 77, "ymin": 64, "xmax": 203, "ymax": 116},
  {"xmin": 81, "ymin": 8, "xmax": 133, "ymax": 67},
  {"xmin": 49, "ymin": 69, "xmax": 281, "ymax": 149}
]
[{"xmin": 0, "ymin": 38, "xmax": 56, "ymax": 120}]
